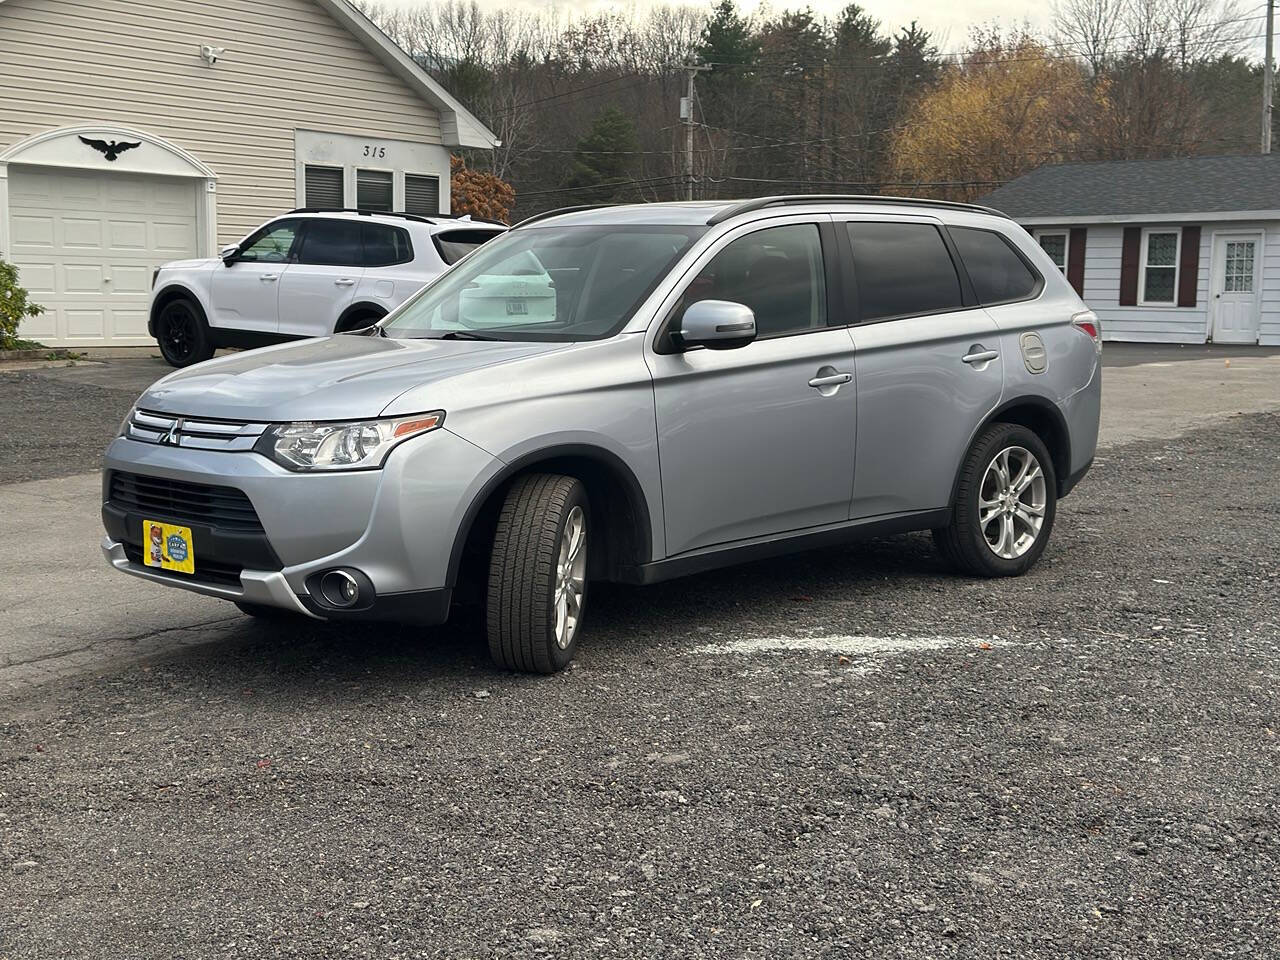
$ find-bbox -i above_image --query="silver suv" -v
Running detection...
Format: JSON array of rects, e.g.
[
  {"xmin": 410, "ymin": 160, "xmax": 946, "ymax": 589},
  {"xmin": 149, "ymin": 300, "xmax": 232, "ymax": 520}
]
[{"xmin": 103, "ymin": 196, "xmax": 1101, "ymax": 673}]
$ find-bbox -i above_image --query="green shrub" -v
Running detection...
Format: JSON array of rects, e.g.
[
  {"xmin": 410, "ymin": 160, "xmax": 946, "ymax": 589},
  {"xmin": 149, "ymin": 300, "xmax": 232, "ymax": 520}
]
[{"xmin": 0, "ymin": 259, "xmax": 45, "ymax": 350}]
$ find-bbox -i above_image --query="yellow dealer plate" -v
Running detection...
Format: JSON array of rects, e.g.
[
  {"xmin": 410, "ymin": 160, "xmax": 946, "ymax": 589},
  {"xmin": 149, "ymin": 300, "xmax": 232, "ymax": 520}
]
[{"xmin": 142, "ymin": 520, "xmax": 195, "ymax": 575}]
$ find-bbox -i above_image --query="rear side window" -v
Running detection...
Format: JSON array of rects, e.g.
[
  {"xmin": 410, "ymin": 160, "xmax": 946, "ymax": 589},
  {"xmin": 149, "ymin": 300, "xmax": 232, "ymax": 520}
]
[
  {"xmin": 361, "ymin": 223, "xmax": 412, "ymax": 267},
  {"xmin": 951, "ymin": 227, "xmax": 1042, "ymax": 304},
  {"xmin": 433, "ymin": 229, "xmax": 503, "ymax": 266},
  {"xmin": 846, "ymin": 222, "xmax": 964, "ymax": 321},
  {"xmin": 298, "ymin": 219, "xmax": 362, "ymax": 266}
]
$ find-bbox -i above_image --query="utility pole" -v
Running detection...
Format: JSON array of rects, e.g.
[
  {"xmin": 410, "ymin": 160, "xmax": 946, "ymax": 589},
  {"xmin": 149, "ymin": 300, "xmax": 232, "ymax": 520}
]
[
  {"xmin": 1265, "ymin": 0, "xmax": 1275, "ymax": 154},
  {"xmin": 681, "ymin": 64, "xmax": 711, "ymax": 201}
]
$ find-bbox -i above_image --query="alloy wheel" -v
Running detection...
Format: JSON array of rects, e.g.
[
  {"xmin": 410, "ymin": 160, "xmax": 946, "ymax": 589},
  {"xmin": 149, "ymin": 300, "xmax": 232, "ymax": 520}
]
[
  {"xmin": 161, "ymin": 305, "xmax": 196, "ymax": 363},
  {"xmin": 553, "ymin": 505, "xmax": 586, "ymax": 649},
  {"xmin": 979, "ymin": 445, "xmax": 1047, "ymax": 560}
]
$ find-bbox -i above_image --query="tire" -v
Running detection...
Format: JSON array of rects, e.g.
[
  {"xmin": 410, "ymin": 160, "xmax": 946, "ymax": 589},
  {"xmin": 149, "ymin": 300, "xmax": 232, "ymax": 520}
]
[
  {"xmin": 486, "ymin": 474, "xmax": 590, "ymax": 674},
  {"xmin": 156, "ymin": 297, "xmax": 215, "ymax": 367},
  {"xmin": 933, "ymin": 422, "xmax": 1058, "ymax": 578},
  {"xmin": 234, "ymin": 601, "xmax": 298, "ymax": 620}
]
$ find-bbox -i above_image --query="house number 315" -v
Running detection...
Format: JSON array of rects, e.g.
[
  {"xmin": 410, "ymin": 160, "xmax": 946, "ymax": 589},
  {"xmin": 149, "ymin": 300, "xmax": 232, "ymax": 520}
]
[{"xmin": 362, "ymin": 145, "xmax": 387, "ymax": 159}]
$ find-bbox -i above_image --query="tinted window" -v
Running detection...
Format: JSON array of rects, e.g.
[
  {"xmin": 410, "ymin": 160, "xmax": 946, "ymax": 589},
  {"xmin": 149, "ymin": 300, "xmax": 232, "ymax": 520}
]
[
  {"xmin": 361, "ymin": 223, "xmax": 412, "ymax": 267},
  {"xmin": 433, "ymin": 228, "xmax": 503, "ymax": 265},
  {"xmin": 846, "ymin": 222, "xmax": 963, "ymax": 321},
  {"xmin": 676, "ymin": 224, "xmax": 827, "ymax": 339},
  {"xmin": 237, "ymin": 220, "xmax": 300, "ymax": 263},
  {"xmin": 952, "ymin": 227, "xmax": 1041, "ymax": 304},
  {"xmin": 299, "ymin": 220, "xmax": 362, "ymax": 266}
]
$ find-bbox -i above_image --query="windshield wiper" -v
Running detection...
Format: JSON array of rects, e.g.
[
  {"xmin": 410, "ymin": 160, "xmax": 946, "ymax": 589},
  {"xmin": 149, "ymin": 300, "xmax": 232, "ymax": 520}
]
[{"xmin": 435, "ymin": 330, "xmax": 504, "ymax": 341}]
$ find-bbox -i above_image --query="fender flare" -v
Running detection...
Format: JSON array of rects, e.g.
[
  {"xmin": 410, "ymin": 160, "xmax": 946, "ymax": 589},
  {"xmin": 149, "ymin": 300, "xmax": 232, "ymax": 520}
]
[
  {"xmin": 148, "ymin": 283, "xmax": 208, "ymax": 337},
  {"xmin": 335, "ymin": 301, "xmax": 388, "ymax": 333},
  {"xmin": 948, "ymin": 395, "xmax": 1074, "ymax": 508},
  {"xmin": 445, "ymin": 443, "xmax": 655, "ymax": 588}
]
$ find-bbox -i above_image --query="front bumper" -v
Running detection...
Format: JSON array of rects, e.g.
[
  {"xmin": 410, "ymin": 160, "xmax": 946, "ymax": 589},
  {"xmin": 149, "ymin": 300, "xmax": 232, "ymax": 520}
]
[
  {"xmin": 100, "ymin": 426, "xmax": 501, "ymax": 622},
  {"xmin": 101, "ymin": 536, "xmax": 318, "ymax": 616}
]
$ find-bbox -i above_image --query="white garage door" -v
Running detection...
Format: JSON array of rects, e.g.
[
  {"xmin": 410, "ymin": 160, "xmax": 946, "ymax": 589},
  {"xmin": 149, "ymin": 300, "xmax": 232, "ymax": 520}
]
[{"xmin": 8, "ymin": 165, "xmax": 199, "ymax": 346}]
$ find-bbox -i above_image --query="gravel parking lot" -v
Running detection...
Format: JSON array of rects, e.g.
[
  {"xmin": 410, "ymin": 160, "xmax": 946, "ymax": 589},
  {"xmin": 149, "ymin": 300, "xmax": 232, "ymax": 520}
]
[{"xmin": 1, "ymin": 351, "xmax": 1278, "ymax": 958}]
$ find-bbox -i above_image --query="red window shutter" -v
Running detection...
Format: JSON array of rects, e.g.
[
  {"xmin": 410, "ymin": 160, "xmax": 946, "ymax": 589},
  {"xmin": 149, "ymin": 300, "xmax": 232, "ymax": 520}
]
[
  {"xmin": 1119, "ymin": 227, "xmax": 1141, "ymax": 306},
  {"xmin": 1067, "ymin": 227, "xmax": 1087, "ymax": 296},
  {"xmin": 1177, "ymin": 226, "xmax": 1201, "ymax": 307}
]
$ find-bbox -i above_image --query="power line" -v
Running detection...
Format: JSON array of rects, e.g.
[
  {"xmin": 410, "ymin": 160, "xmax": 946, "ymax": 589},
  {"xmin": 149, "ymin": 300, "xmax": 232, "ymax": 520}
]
[{"xmin": 514, "ymin": 175, "xmax": 686, "ymax": 200}]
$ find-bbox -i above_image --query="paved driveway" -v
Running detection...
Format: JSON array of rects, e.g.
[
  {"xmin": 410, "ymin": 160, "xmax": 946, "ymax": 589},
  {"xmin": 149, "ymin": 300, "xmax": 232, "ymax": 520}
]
[{"xmin": 1, "ymin": 346, "xmax": 1278, "ymax": 957}]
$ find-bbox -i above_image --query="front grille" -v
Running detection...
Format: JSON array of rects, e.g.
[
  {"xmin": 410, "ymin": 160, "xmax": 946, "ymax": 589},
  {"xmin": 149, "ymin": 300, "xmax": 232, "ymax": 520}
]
[
  {"xmin": 124, "ymin": 409, "xmax": 268, "ymax": 451},
  {"xmin": 108, "ymin": 472, "xmax": 265, "ymax": 534},
  {"xmin": 123, "ymin": 543, "xmax": 243, "ymax": 588}
]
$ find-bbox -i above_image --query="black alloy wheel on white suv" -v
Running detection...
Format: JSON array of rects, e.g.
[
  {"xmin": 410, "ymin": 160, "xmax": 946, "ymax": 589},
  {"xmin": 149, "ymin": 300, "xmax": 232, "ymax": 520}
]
[{"xmin": 156, "ymin": 298, "xmax": 215, "ymax": 367}]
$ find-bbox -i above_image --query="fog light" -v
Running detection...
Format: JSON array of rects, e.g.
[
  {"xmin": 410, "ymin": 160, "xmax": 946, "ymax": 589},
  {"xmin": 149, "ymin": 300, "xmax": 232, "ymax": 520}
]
[{"xmin": 319, "ymin": 570, "xmax": 360, "ymax": 608}]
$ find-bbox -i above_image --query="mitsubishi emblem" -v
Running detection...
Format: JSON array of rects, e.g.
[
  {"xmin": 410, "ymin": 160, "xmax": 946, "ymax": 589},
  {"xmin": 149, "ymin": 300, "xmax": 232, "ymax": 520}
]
[{"xmin": 160, "ymin": 418, "xmax": 184, "ymax": 445}]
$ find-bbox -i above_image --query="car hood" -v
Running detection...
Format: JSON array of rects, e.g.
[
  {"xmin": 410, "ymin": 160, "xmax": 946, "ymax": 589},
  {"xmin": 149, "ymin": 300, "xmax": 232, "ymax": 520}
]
[
  {"xmin": 138, "ymin": 334, "xmax": 568, "ymax": 421},
  {"xmin": 160, "ymin": 257, "xmax": 219, "ymax": 271}
]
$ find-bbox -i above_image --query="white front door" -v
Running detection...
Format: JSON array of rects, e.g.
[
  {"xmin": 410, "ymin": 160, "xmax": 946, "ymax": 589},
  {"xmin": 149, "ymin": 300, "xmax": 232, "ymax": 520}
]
[
  {"xmin": 8, "ymin": 165, "xmax": 198, "ymax": 346},
  {"xmin": 1211, "ymin": 233, "xmax": 1262, "ymax": 344},
  {"xmin": 208, "ymin": 218, "xmax": 302, "ymax": 333}
]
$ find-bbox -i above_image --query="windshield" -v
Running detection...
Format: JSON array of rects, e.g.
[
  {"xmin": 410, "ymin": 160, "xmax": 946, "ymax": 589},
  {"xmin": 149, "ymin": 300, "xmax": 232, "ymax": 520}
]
[{"xmin": 382, "ymin": 224, "xmax": 706, "ymax": 341}]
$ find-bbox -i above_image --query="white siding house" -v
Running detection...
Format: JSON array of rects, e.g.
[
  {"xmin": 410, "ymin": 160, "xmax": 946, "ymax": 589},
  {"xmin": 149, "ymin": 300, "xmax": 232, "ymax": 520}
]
[
  {"xmin": 0, "ymin": 0, "xmax": 496, "ymax": 347},
  {"xmin": 981, "ymin": 156, "xmax": 1280, "ymax": 346}
]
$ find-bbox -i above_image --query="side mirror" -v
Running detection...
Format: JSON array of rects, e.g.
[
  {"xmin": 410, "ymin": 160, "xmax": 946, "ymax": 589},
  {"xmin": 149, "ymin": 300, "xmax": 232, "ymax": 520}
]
[
  {"xmin": 675, "ymin": 299, "xmax": 756, "ymax": 351},
  {"xmin": 219, "ymin": 243, "xmax": 240, "ymax": 264}
]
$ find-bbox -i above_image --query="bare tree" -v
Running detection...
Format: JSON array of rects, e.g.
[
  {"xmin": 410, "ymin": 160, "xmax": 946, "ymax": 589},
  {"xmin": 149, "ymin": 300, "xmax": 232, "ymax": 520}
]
[{"xmin": 1053, "ymin": 0, "xmax": 1125, "ymax": 73}]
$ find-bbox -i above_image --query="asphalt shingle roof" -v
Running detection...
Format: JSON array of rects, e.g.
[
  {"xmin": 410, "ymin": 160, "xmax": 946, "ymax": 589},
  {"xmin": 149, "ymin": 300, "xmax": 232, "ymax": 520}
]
[{"xmin": 979, "ymin": 153, "xmax": 1280, "ymax": 219}]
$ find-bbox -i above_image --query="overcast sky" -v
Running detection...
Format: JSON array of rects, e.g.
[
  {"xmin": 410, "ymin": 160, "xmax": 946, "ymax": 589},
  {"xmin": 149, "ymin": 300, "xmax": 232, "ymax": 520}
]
[{"xmin": 389, "ymin": 0, "xmax": 1054, "ymax": 54}]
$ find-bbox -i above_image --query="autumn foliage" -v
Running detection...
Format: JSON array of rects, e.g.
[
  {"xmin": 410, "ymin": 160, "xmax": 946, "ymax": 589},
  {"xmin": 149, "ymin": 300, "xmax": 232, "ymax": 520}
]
[
  {"xmin": 450, "ymin": 156, "xmax": 515, "ymax": 224},
  {"xmin": 890, "ymin": 32, "xmax": 1102, "ymax": 199}
]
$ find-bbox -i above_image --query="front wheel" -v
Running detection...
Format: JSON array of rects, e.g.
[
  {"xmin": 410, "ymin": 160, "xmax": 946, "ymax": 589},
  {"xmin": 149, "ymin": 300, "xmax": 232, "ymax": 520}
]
[
  {"xmin": 486, "ymin": 474, "xmax": 590, "ymax": 673},
  {"xmin": 156, "ymin": 298, "xmax": 215, "ymax": 367},
  {"xmin": 933, "ymin": 423, "xmax": 1057, "ymax": 577}
]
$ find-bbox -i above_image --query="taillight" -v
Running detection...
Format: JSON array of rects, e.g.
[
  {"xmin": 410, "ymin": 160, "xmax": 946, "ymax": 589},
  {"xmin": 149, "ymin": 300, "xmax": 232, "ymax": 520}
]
[{"xmin": 1072, "ymin": 310, "xmax": 1101, "ymax": 350}]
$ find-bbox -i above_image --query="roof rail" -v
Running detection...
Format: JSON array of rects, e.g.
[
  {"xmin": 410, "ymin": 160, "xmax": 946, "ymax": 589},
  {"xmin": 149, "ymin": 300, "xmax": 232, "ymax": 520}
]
[
  {"xmin": 511, "ymin": 204, "xmax": 615, "ymax": 229},
  {"xmin": 287, "ymin": 208, "xmax": 508, "ymax": 227},
  {"xmin": 705, "ymin": 195, "xmax": 1009, "ymax": 225}
]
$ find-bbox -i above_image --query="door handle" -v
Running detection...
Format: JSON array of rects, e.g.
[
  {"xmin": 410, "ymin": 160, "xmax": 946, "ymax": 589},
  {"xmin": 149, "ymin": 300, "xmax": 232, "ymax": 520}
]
[
  {"xmin": 962, "ymin": 349, "xmax": 999, "ymax": 365},
  {"xmin": 808, "ymin": 371, "xmax": 853, "ymax": 388},
  {"xmin": 335, "ymin": 278, "xmax": 356, "ymax": 287},
  {"xmin": 260, "ymin": 274, "xmax": 279, "ymax": 282}
]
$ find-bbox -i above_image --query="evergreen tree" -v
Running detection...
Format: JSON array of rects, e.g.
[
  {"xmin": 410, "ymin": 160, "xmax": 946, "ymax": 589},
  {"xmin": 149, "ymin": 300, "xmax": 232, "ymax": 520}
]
[
  {"xmin": 565, "ymin": 107, "xmax": 639, "ymax": 203},
  {"xmin": 696, "ymin": 0, "xmax": 759, "ymax": 68}
]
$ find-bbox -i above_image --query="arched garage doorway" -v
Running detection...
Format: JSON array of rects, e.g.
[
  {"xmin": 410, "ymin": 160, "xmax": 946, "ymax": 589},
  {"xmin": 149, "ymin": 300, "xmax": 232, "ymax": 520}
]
[{"xmin": 0, "ymin": 125, "xmax": 217, "ymax": 347}]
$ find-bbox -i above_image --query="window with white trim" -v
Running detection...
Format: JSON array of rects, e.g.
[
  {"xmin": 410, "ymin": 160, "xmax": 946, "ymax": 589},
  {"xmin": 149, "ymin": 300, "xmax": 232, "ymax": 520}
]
[
  {"xmin": 356, "ymin": 169, "xmax": 394, "ymax": 212},
  {"xmin": 304, "ymin": 165, "xmax": 344, "ymax": 208},
  {"xmin": 404, "ymin": 174, "xmax": 441, "ymax": 216},
  {"xmin": 1036, "ymin": 231, "xmax": 1068, "ymax": 274},
  {"xmin": 1139, "ymin": 228, "xmax": 1180, "ymax": 304}
]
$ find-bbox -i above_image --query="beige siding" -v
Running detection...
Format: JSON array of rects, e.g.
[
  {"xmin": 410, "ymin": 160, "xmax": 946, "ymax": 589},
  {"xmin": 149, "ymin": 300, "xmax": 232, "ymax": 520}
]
[{"xmin": 0, "ymin": 0, "xmax": 442, "ymax": 241}]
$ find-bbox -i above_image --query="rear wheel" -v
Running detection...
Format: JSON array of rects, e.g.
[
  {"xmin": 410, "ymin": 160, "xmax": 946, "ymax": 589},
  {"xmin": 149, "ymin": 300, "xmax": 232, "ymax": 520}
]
[
  {"xmin": 335, "ymin": 309, "xmax": 384, "ymax": 333},
  {"xmin": 156, "ymin": 297, "xmax": 215, "ymax": 367},
  {"xmin": 486, "ymin": 474, "xmax": 590, "ymax": 674},
  {"xmin": 934, "ymin": 423, "xmax": 1057, "ymax": 577}
]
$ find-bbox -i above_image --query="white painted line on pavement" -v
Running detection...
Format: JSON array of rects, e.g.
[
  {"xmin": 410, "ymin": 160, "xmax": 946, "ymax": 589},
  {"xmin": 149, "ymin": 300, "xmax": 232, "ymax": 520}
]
[{"xmin": 693, "ymin": 634, "xmax": 1000, "ymax": 673}]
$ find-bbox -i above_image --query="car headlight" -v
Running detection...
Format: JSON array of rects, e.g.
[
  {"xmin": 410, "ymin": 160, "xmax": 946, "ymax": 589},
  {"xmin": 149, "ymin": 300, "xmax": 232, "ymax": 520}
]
[{"xmin": 258, "ymin": 412, "xmax": 444, "ymax": 471}]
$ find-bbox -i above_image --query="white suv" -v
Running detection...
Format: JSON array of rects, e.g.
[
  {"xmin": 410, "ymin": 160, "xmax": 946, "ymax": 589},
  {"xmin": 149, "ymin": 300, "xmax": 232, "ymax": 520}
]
[{"xmin": 148, "ymin": 209, "xmax": 506, "ymax": 366}]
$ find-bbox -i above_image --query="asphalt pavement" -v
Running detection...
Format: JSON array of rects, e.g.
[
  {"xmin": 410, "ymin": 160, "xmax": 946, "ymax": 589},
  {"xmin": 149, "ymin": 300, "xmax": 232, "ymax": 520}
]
[{"xmin": 0, "ymin": 345, "xmax": 1278, "ymax": 958}]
